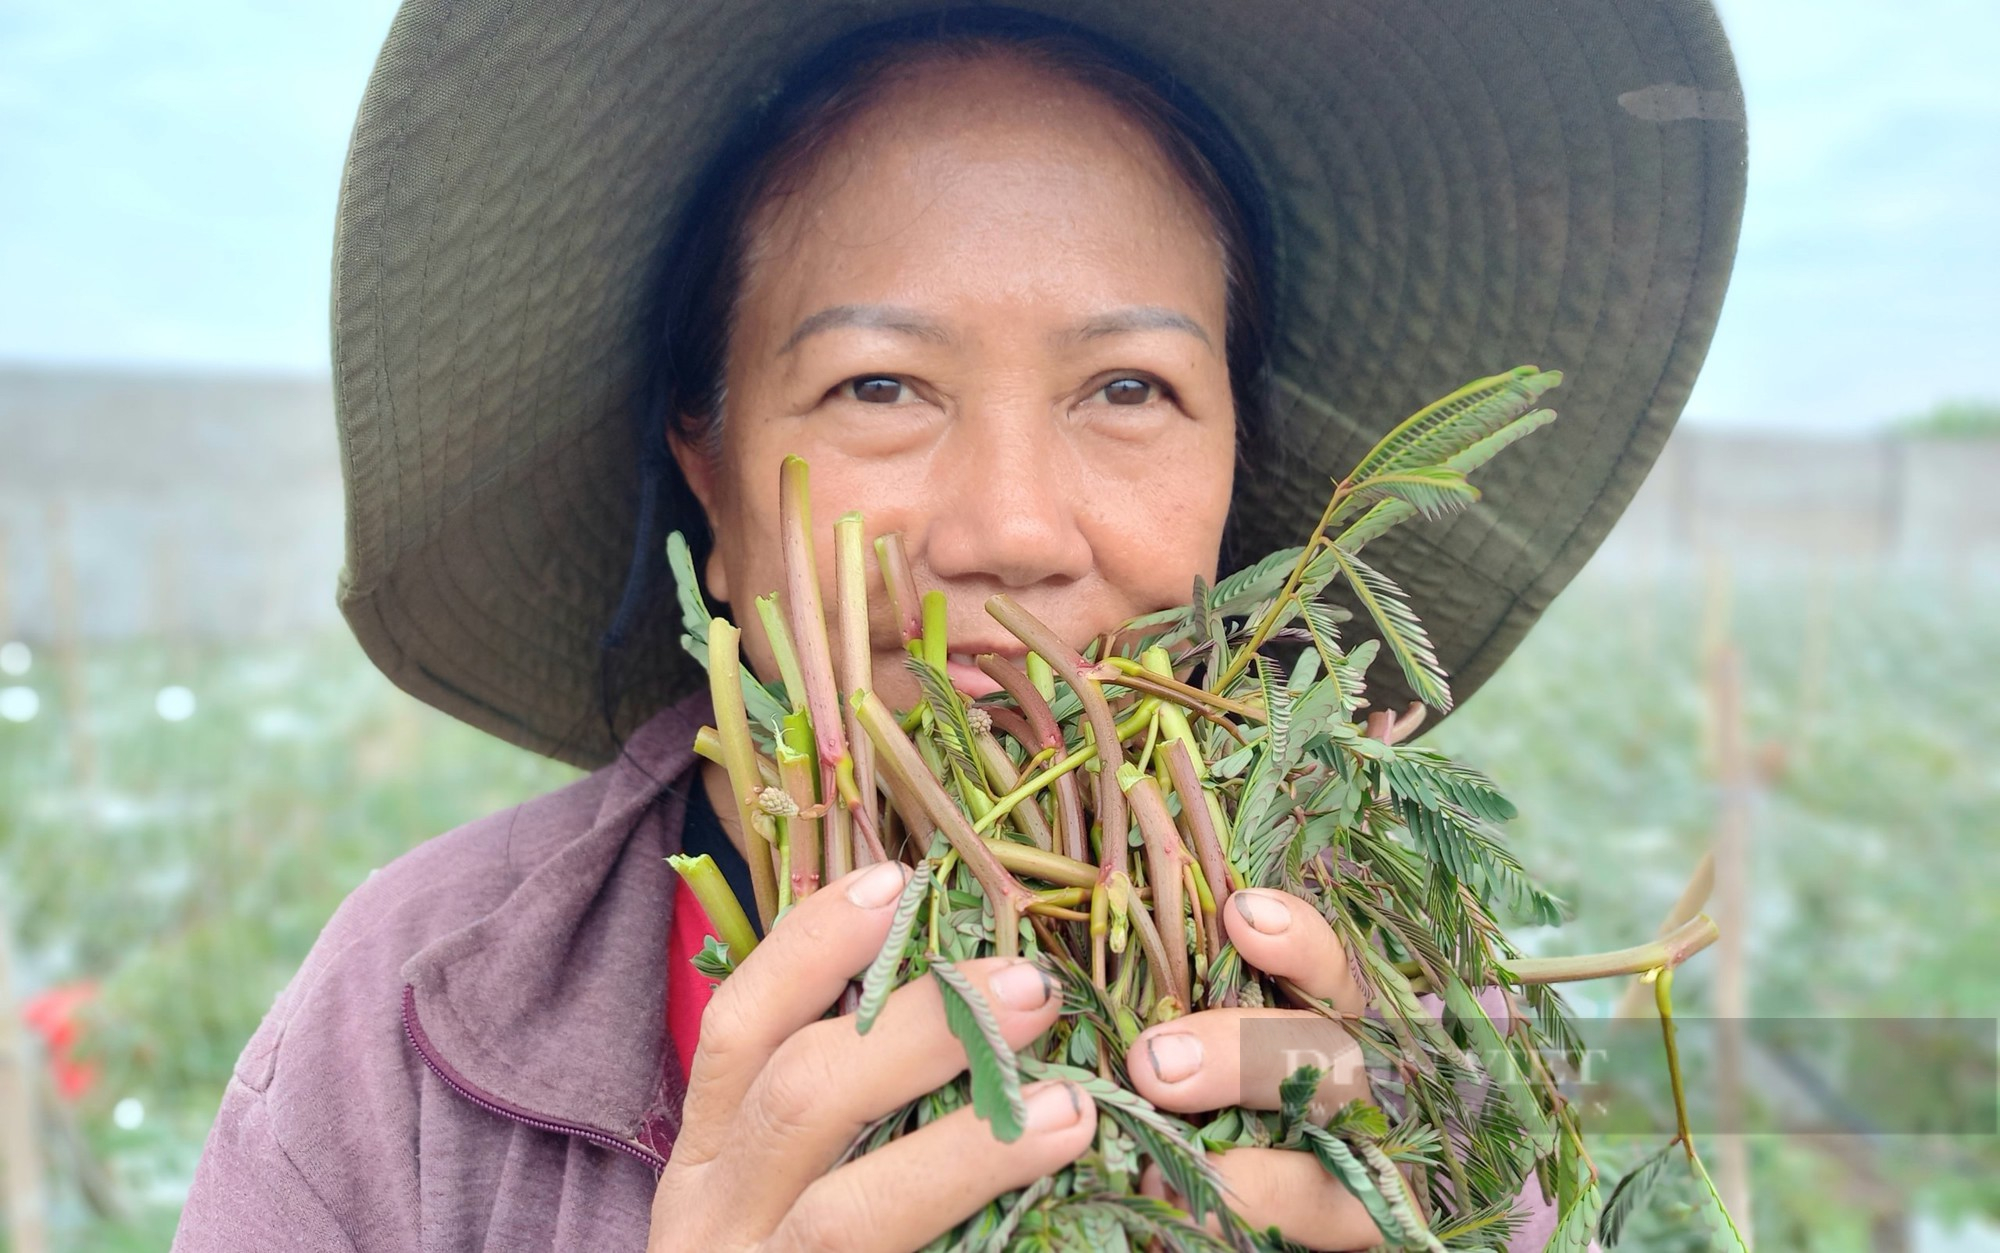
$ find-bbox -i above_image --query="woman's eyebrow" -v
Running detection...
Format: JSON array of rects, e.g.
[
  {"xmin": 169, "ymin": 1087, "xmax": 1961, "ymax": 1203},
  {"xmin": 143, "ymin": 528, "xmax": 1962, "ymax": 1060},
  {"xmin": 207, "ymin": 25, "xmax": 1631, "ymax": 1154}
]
[
  {"xmin": 1064, "ymin": 306, "xmax": 1214, "ymax": 349},
  {"xmin": 779, "ymin": 304, "xmax": 953, "ymax": 354}
]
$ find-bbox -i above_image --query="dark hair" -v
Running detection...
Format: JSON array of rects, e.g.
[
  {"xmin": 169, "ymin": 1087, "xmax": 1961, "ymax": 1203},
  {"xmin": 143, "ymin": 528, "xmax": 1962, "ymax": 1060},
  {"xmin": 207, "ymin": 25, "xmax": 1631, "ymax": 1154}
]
[{"xmin": 599, "ymin": 8, "xmax": 1275, "ymax": 742}]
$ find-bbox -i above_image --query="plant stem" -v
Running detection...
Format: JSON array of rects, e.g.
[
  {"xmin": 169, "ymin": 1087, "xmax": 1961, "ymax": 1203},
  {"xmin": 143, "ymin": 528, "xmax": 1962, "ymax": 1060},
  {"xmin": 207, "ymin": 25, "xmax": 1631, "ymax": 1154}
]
[
  {"xmin": 1503, "ymin": 916, "xmax": 1719, "ymax": 984},
  {"xmin": 779, "ymin": 457, "xmax": 856, "ymax": 884},
  {"xmin": 983, "ymin": 838, "xmax": 1098, "ymax": 888},
  {"xmin": 1183, "ymin": 862, "xmax": 1212, "ymax": 971},
  {"xmin": 776, "ymin": 713, "xmax": 821, "ymax": 900},
  {"xmin": 1115, "ymin": 871, "xmax": 1181, "ymax": 1015},
  {"xmin": 1143, "ymin": 649, "xmax": 1206, "ymax": 770},
  {"xmin": 1161, "ymin": 739, "xmax": 1233, "ymax": 927},
  {"xmin": 921, "ymin": 590, "xmax": 949, "ymax": 675},
  {"xmin": 1216, "ymin": 485, "xmax": 1354, "ymax": 692},
  {"xmin": 1026, "ymin": 903, "xmax": 1091, "ymax": 921},
  {"xmin": 1122, "ymin": 766, "xmax": 1191, "ymax": 1011},
  {"xmin": 1094, "ymin": 655, "xmax": 1265, "ymax": 721},
  {"xmin": 833, "ymin": 511, "xmax": 879, "ymax": 865},
  {"xmin": 970, "ymin": 699, "xmax": 1155, "ymax": 835},
  {"xmin": 873, "ymin": 532, "xmax": 921, "ymax": 644},
  {"xmin": 1654, "ymin": 966, "xmax": 1696, "ymax": 1163},
  {"xmin": 977, "ymin": 655, "xmax": 1088, "ymax": 863},
  {"xmin": 987, "ymin": 594, "xmax": 1129, "ymax": 872},
  {"xmin": 972, "ymin": 727, "xmax": 1054, "ymax": 851},
  {"xmin": 666, "ymin": 853, "xmax": 760, "ymax": 959},
  {"xmin": 1026, "ymin": 653, "xmax": 1057, "ymax": 702},
  {"xmin": 693, "ymin": 726, "xmax": 779, "ymax": 787},
  {"xmin": 706, "ymin": 619, "xmax": 780, "ymax": 931},
  {"xmin": 1090, "ymin": 883, "xmax": 1109, "ymax": 992},
  {"xmin": 754, "ymin": 593, "xmax": 809, "ymax": 711},
  {"xmin": 853, "ymin": 690, "xmax": 1034, "ymax": 956}
]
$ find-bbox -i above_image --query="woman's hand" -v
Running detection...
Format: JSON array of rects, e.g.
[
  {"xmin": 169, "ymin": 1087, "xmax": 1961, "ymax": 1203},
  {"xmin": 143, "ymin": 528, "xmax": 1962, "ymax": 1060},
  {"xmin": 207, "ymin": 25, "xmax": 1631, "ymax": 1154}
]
[
  {"xmin": 1126, "ymin": 888, "xmax": 1387, "ymax": 1251},
  {"xmin": 649, "ymin": 860, "xmax": 1096, "ymax": 1252}
]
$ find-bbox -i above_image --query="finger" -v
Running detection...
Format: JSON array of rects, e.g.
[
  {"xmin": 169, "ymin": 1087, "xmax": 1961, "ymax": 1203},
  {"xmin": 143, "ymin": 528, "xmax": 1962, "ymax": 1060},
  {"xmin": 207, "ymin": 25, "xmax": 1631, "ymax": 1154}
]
[
  {"xmin": 1208, "ymin": 1145, "xmax": 1385, "ymax": 1250},
  {"xmin": 1224, "ymin": 888, "xmax": 1363, "ymax": 1012},
  {"xmin": 676, "ymin": 859, "xmax": 912, "ymax": 1160},
  {"xmin": 714, "ymin": 955, "xmax": 1065, "ymax": 1227},
  {"xmin": 1142, "ymin": 1153, "xmax": 1384, "ymax": 1252},
  {"xmin": 1128, "ymin": 1009, "xmax": 1368, "ymax": 1116},
  {"xmin": 766, "ymin": 1079, "xmax": 1096, "ymax": 1253}
]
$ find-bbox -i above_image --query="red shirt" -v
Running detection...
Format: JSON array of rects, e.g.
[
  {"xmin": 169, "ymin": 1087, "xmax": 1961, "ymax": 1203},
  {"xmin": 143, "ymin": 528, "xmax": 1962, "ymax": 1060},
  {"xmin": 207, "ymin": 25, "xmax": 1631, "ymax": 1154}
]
[{"xmin": 665, "ymin": 875, "xmax": 724, "ymax": 1082}]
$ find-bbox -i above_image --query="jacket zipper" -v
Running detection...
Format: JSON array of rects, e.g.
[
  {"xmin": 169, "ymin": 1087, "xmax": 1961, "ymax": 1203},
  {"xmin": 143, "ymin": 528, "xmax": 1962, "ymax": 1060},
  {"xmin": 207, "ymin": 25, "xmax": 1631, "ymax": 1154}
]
[{"xmin": 400, "ymin": 984, "xmax": 668, "ymax": 1173}]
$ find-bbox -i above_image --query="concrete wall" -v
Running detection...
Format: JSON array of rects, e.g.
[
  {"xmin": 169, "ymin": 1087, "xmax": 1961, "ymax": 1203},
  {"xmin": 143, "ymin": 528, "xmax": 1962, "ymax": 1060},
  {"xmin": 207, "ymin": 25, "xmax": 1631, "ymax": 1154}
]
[
  {"xmin": 0, "ymin": 367, "xmax": 344, "ymax": 641},
  {"xmin": 1594, "ymin": 426, "xmax": 2000, "ymax": 571},
  {"xmin": 1, "ymin": 366, "xmax": 1995, "ymax": 641}
]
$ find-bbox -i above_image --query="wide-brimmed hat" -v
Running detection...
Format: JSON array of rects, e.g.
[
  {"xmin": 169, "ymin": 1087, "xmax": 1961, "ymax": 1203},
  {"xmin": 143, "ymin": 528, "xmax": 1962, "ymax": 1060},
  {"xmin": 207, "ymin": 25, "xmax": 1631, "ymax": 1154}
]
[{"xmin": 332, "ymin": 0, "xmax": 1745, "ymax": 769}]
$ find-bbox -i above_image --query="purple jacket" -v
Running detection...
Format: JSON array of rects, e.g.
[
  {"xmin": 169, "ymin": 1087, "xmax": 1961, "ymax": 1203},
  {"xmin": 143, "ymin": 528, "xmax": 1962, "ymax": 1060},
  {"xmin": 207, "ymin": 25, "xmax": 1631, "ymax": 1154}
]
[
  {"xmin": 174, "ymin": 691, "xmax": 1563, "ymax": 1250},
  {"xmin": 174, "ymin": 695, "xmax": 708, "ymax": 1250}
]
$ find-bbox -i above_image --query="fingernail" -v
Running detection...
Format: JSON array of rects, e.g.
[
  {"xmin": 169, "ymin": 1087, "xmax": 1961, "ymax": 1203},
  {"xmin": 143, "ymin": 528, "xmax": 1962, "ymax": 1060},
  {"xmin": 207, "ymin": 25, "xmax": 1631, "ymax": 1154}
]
[
  {"xmin": 845, "ymin": 861, "xmax": 909, "ymax": 908},
  {"xmin": 1144, "ymin": 1032, "xmax": 1203, "ymax": 1083},
  {"xmin": 1232, "ymin": 889, "xmax": 1291, "ymax": 934},
  {"xmin": 1025, "ymin": 1081, "xmax": 1084, "ymax": 1132},
  {"xmin": 990, "ymin": 961, "xmax": 1054, "ymax": 1011}
]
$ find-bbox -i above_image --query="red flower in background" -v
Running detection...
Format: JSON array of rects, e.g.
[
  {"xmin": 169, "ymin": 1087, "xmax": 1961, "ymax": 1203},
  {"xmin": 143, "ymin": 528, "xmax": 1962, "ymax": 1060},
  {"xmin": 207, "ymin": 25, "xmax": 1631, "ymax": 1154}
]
[{"xmin": 21, "ymin": 982, "xmax": 99, "ymax": 1101}]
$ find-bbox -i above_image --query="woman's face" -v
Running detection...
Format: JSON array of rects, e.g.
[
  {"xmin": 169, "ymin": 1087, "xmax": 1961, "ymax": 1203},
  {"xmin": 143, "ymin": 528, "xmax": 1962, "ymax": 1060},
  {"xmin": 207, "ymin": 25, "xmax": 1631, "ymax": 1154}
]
[{"xmin": 673, "ymin": 54, "xmax": 1237, "ymax": 709}]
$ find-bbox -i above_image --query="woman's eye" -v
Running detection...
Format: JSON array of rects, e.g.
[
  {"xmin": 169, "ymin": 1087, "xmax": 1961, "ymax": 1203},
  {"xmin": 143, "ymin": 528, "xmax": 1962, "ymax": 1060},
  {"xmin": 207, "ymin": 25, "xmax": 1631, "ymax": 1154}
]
[
  {"xmin": 1097, "ymin": 377, "xmax": 1158, "ymax": 406},
  {"xmin": 842, "ymin": 376, "xmax": 912, "ymax": 405}
]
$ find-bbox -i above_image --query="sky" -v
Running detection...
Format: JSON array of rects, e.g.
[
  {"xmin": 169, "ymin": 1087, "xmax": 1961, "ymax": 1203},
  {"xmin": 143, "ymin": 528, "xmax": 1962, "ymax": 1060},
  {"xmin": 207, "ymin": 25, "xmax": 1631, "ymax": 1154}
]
[{"xmin": 2, "ymin": 0, "xmax": 1994, "ymax": 431}]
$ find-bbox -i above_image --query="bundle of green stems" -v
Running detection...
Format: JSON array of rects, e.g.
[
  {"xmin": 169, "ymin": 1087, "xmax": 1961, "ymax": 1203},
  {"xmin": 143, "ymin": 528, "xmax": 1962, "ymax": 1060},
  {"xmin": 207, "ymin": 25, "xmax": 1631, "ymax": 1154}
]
[{"xmin": 669, "ymin": 367, "xmax": 1732, "ymax": 1253}]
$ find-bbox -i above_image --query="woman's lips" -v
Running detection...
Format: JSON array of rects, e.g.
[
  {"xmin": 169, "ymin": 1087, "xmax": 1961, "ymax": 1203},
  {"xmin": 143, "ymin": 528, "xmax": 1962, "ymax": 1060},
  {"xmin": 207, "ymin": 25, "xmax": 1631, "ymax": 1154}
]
[{"xmin": 945, "ymin": 653, "xmax": 1007, "ymax": 699}]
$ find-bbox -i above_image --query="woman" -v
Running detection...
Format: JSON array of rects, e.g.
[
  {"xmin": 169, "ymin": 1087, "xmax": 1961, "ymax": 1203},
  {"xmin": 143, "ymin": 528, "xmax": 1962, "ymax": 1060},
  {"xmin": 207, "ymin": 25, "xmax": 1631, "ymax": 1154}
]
[{"xmin": 177, "ymin": 4, "xmax": 1744, "ymax": 1250}]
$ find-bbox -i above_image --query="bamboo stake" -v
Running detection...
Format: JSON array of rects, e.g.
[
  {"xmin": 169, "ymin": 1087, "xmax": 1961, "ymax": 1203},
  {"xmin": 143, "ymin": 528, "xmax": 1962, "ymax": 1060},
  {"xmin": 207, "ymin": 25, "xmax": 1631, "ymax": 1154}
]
[
  {"xmin": 0, "ymin": 522, "xmax": 13, "ymax": 642},
  {"xmin": 0, "ymin": 900, "xmax": 50, "ymax": 1253},
  {"xmin": 45, "ymin": 500, "xmax": 95, "ymax": 795},
  {"xmin": 150, "ymin": 531, "xmax": 189, "ymax": 676},
  {"xmin": 1708, "ymin": 642, "xmax": 1756, "ymax": 1247},
  {"xmin": 1794, "ymin": 552, "xmax": 1830, "ymax": 773}
]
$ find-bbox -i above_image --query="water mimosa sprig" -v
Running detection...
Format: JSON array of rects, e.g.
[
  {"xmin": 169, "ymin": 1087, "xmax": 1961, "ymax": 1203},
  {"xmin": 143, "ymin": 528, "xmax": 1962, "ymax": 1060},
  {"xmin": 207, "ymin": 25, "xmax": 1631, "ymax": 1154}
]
[{"xmin": 665, "ymin": 366, "xmax": 1735, "ymax": 1251}]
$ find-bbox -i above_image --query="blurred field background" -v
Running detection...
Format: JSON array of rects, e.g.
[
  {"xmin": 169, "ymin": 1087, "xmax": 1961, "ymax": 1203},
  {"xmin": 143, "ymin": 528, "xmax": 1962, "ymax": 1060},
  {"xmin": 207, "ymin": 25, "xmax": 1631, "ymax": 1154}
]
[
  {"xmin": 1, "ymin": 375, "xmax": 1995, "ymax": 1251},
  {"xmin": 4, "ymin": 0, "xmax": 1997, "ymax": 1249}
]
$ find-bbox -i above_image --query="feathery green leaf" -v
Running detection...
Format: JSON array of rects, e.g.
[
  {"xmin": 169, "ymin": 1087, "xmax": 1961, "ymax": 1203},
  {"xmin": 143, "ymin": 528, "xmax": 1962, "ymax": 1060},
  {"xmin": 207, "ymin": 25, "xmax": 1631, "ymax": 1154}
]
[
  {"xmin": 1341, "ymin": 465, "xmax": 1480, "ymax": 525},
  {"xmin": 1299, "ymin": 1126, "xmax": 1409, "ymax": 1246},
  {"xmin": 857, "ymin": 865, "xmax": 932, "ymax": 1034},
  {"xmin": 1442, "ymin": 407, "xmax": 1559, "ymax": 476},
  {"xmin": 1348, "ymin": 366, "xmax": 1562, "ymax": 484},
  {"xmin": 1326, "ymin": 545, "xmax": 1453, "ymax": 712},
  {"xmin": 934, "ymin": 960, "xmax": 1028, "ymax": 1142},
  {"xmin": 1597, "ymin": 1140, "xmax": 1677, "ymax": 1247},
  {"xmin": 1023, "ymin": 1058, "xmax": 1232, "ymax": 1227}
]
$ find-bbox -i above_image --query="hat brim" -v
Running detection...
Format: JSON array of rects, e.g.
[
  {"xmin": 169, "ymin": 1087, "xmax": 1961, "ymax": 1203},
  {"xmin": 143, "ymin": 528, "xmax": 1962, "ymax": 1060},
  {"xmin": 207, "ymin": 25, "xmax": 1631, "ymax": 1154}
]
[{"xmin": 332, "ymin": 0, "xmax": 1745, "ymax": 768}]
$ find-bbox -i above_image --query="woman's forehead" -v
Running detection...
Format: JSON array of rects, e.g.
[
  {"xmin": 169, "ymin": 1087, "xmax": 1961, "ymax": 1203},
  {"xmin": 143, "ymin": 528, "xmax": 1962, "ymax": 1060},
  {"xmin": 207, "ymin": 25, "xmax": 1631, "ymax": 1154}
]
[{"xmin": 735, "ymin": 55, "xmax": 1226, "ymax": 348}]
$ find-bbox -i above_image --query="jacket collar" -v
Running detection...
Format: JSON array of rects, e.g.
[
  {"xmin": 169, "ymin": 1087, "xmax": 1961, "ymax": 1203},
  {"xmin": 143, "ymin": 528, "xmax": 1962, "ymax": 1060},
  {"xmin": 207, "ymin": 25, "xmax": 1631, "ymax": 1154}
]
[{"xmin": 399, "ymin": 692, "xmax": 714, "ymax": 1169}]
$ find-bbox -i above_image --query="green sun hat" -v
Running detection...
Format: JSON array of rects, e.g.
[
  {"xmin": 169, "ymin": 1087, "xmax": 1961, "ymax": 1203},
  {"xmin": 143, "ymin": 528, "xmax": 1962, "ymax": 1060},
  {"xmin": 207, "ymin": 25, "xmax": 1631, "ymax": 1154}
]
[{"xmin": 331, "ymin": 0, "xmax": 1746, "ymax": 768}]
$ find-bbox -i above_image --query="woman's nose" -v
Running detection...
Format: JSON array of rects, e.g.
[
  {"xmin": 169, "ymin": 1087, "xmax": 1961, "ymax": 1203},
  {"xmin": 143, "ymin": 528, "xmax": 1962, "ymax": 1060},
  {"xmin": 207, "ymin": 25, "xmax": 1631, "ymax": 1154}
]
[{"xmin": 921, "ymin": 407, "xmax": 1093, "ymax": 589}]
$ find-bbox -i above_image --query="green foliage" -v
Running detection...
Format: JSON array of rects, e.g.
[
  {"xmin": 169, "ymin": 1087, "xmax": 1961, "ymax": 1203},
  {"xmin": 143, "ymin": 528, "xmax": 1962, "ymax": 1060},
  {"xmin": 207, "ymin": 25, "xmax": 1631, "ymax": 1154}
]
[
  {"xmin": 668, "ymin": 532, "xmax": 789, "ymax": 737},
  {"xmin": 1599, "ymin": 1140, "xmax": 1678, "ymax": 1246},
  {"xmin": 16, "ymin": 557, "xmax": 1994, "ymax": 1249},
  {"xmin": 0, "ymin": 633, "xmax": 578, "ymax": 1248},
  {"xmin": 666, "ymin": 531, "xmax": 711, "ymax": 669},
  {"xmin": 690, "ymin": 934, "xmax": 736, "ymax": 981},
  {"xmin": 1325, "ymin": 544, "xmax": 1453, "ymax": 712},
  {"xmin": 857, "ymin": 863, "xmax": 932, "ymax": 1034},
  {"xmin": 1892, "ymin": 397, "xmax": 2000, "ymax": 437},
  {"xmin": 666, "ymin": 367, "xmax": 1600, "ymax": 1249},
  {"xmin": 934, "ymin": 960, "xmax": 1030, "ymax": 1143},
  {"xmin": 1345, "ymin": 366, "xmax": 1562, "ymax": 486}
]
